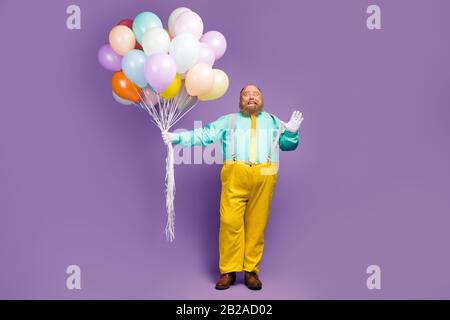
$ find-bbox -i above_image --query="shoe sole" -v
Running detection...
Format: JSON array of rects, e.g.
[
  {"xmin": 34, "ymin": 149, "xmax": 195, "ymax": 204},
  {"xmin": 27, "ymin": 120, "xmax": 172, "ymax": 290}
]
[
  {"xmin": 246, "ymin": 286, "xmax": 262, "ymax": 290},
  {"xmin": 245, "ymin": 282, "xmax": 262, "ymax": 291}
]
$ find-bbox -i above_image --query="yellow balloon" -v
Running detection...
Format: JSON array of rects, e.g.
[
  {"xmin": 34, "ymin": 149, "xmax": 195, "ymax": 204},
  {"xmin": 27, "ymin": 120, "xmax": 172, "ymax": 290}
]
[
  {"xmin": 198, "ymin": 69, "xmax": 229, "ymax": 101},
  {"xmin": 161, "ymin": 74, "xmax": 182, "ymax": 99}
]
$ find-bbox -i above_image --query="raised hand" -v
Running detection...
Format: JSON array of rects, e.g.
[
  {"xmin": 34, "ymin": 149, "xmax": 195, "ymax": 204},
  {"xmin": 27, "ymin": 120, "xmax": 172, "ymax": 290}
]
[{"xmin": 284, "ymin": 110, "xmax": 304, "ymax": 133}]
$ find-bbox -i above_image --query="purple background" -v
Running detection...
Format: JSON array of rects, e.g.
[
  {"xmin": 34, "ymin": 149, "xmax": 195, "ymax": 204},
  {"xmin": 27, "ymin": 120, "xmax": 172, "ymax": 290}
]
[{"xmin": 1, "ymin": 0, "xmax": 450, "ymax": 299}]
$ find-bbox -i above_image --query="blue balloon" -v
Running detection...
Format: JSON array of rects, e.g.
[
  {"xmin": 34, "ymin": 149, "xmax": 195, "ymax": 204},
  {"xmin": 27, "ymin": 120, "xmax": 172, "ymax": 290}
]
[
  {"xmin": 132, "ymin": 12, "xmax": 163, "ymax": 44},
  {"xmin": 121, "ymin": 49, "xmax": 148, "ymax": 88}
]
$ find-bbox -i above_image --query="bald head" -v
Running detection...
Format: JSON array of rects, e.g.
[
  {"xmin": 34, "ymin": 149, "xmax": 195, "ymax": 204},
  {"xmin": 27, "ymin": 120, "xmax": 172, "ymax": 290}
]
[{"xmin": 240, "ymin": 84, "xmax": 262, "ymax": 95}]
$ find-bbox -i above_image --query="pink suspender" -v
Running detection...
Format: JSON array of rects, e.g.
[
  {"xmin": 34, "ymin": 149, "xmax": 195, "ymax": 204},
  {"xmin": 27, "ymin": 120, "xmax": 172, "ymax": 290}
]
[
  {"xmin": 229, "ymin": 113, "xmax": 236, "ymax": 161},
  {"xmin": 229, "ymin": 113, "xmax": 284, "ymax": 163}
]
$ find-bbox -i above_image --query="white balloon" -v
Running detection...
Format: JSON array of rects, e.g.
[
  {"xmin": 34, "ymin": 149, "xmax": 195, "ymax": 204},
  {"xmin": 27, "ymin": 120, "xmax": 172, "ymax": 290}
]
[
  {"xmin": 169, "ymin": 33, "xmax": 200, "ymax": 74},
  {"xmin": 168, "ymin": 7, "xmax": 191, "ymax": 37},
  {"xmin": 142, "ymin": 27, "xmax": 171, "ymax": 56}
]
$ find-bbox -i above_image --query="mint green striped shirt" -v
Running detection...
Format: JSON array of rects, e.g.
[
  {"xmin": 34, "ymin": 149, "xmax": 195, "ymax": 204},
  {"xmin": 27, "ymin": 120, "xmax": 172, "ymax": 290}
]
[{"xmin": 172, "ymin": 111, "xmax": 300, "ymax": 163}]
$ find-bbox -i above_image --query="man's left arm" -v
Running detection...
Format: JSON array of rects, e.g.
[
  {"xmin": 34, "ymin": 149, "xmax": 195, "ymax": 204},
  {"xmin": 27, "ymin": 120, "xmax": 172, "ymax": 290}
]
[{"xmin": 278, "ymin": 110, "xmax": 304, "ymax": 151}]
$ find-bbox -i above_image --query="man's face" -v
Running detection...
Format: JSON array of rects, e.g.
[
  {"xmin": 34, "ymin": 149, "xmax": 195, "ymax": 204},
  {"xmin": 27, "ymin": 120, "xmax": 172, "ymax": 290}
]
[{"xmin": 239, "ymin": 85, "xmax": 264, "ymax": 116}]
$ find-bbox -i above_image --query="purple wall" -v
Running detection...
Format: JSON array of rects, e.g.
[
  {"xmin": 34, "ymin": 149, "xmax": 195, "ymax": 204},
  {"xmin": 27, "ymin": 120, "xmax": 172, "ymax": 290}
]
[{"xmin": 1, "ymin": 0, "xmax": 450, "ymax": 299}]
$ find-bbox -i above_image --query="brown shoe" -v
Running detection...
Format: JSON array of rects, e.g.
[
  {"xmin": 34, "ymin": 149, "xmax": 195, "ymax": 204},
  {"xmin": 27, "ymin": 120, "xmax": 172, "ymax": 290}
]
[
  {"xmin": 244, "ymin": 271, "xmax": 262, "ymax": 290},
  {"xmin": 215, "ymin": 272, "xmax": 236, "ymax": 290}
]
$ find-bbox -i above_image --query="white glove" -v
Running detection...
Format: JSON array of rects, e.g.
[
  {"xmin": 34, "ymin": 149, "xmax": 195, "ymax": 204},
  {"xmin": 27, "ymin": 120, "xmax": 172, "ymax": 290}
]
[
  {"xmin": 162, "ymin": 131, "xmax": 175, "ymax": 145},
  {"xmin": 283, "ymin": 110, "xmax": 304, "ymax": 133}
]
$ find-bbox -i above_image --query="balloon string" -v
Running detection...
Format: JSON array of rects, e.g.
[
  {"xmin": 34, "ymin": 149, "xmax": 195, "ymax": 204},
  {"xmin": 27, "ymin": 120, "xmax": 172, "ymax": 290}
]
[
  {"xmin": 145, "ymin": 90, "xmax": 165, "ymax": 129},
  {"xmin": 137, "ymin": 89, "xmax": 164, "ymax": 130},
  {"xmin": 133, "ymin": 85, "xmax": 198, "ymax": 243},
  {"xmin": 156, "ymin": 94, "xmax": 166, "ymax": 131},
  {"xmin": 167, "ymin": 97, "xmax": 178, "ymax": 127},
  {"xmin": 167, "ymin": 86, "xmax": 191, "ymax": 129},
  {"xmin": 136, "ymin": 89, "xmax": 155, "ymax": 118},
  {"xmin": 169, "ymin": 101, "xmax": 197, "ymax": 130},
  {"xmin": 164, "ymin": 142, "xmax": 175, "ymax": 242}
]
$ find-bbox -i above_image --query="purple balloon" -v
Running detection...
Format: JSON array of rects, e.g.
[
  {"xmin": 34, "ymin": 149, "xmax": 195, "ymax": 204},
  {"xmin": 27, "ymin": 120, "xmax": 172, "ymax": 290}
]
[
  {"xmin": 197, "ymin": 43, "xmax": 215, "ymax": 66},
  {"xmin": 144, "ymin": 53, "xmax": 176, "ymax": 93},
  {"xmin": 200, "ymin": 31, "xmax": 227, "ymax": 61},
  {"xmin": 98, "ymin": 44, "xmax": 122, "ymax": 71}
]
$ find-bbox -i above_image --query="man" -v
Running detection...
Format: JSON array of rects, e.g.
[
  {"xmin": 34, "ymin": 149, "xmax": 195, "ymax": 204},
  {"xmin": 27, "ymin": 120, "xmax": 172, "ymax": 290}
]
[{"xmin": 162, "ymin": 84, "xmax": 304, "ymax": 290}]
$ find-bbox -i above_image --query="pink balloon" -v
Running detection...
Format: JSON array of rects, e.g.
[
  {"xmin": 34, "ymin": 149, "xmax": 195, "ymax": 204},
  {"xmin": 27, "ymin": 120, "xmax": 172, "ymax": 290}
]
[
  {"xmin": 174, "ymin": 11, "xmax": 204, "ymax": 39},
  {"xmin": 185, "ymin": 63, "xmax": 214, "ymax": 96},
  {"xmin": 197, "ymin": 43, "xmax": 215, "ymax": 66},
  {"xmin": 144, "ymin": 53, "xmax": 177, "ymax": 93},
  {"xmin": 142, "ymin": 86, "xmax": 159, "ymax": 105},
  {"xmin": 200, "ymin": 31, "xmax": 227, "ymax": 60}
]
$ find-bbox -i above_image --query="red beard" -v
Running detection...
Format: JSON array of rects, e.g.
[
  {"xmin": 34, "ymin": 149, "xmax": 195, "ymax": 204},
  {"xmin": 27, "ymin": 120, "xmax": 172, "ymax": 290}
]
[{"xmin": 239, "ymin": 101, "xmax": 264, "ymax": 117}]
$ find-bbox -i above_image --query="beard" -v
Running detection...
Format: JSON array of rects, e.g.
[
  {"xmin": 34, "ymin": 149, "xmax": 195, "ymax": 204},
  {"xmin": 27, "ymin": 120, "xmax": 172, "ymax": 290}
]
[{"xmin": 239, "ymin": 100, "xmax": 264, "ymax": 117}]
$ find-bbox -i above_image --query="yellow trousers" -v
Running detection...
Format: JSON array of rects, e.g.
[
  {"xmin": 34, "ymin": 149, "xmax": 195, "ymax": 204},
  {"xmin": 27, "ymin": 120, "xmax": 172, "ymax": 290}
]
[{"xmin": 219, "ymin": 161, "xmax": 278, "ymax": 274}]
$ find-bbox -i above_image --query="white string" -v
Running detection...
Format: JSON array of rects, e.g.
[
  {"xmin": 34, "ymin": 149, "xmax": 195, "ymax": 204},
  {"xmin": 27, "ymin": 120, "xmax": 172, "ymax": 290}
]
[{"xmin": 136, "ymin": 86, "xmax": 198, "ymax": 242}]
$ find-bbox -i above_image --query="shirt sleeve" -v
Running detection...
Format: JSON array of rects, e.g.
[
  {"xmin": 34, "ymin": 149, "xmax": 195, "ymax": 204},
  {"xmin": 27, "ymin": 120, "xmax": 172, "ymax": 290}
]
[
  {"xmin": 279, "ymin": 128, "xmax": 300, "ymax": 151},
  {"xmin": 171, "ymin": 114, "xmax": 230, "ymax": 147}
]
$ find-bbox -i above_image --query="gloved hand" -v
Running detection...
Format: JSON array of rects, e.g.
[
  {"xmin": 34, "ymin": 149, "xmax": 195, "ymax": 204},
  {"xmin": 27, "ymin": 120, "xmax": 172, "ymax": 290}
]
[
  {"xmin": 283, "ymin": 110, "xmax": 304, "ymax": 133},
  {"xmin": 162, "ymin": 131, "xmax": 175, "ymax": 145}
]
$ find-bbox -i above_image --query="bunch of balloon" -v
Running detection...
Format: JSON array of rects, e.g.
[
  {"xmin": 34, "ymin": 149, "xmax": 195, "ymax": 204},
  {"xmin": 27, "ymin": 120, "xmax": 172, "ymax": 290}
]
[{"xmin": 98, "ymin": 8, "xmax": 229, "ymax": 242}]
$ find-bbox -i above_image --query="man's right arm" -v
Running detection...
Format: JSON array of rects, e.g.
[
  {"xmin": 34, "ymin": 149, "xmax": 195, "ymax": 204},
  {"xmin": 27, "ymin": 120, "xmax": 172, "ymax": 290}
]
[{"xmin": 171, "ymin": 114, "xmax": 230, "ymax": 148}]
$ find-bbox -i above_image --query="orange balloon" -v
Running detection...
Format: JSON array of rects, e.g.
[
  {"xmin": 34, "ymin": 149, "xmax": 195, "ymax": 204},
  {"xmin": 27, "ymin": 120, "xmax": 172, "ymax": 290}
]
[{"xmin": 111, "ymin": 71, "xmax": 141, "ymax": 103}]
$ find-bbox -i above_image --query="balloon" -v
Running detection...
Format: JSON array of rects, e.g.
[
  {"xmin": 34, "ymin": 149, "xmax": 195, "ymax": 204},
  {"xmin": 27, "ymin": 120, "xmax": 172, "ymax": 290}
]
[
  {"xmin": 116, "ymin": 19, "xmax": 143, "ymax": 50},
  {"xmin": 165, "ymin": 29, "xmax": 174, "ymax": 41},
  {"xmin": 161, "ymin": 74, "xmax": 182, "ymax": 99},
  {"xmin": 168, "ymin": 7, "xmax": 191, "ymax": 36},
  {"xmin": 173, "ymin": 11, "xmax": 203, "ymax": 39},
  {"xmin": 135, "ymin": 42, "xmax": 144, "ymax": 50},
  {"xmin": 142, "ymin": 27, "xmax": 171, "ymax": 56},
  {"xmin": 198, "ymin": 69, "xmax": 229, "ymax": 101},
  {"xmin": 185, "ymin": 63, "xmax": 214, "ymax": 96},
  {"xmin": 177, "ymin": 84, "xmax": 198, "ymax": 110},
  {"xmin": 121, "ymin": 49, "xmax": 147, "ymax": 88},
  {"xmin": 98, "ymin": 44, "xmax": 122, "ymax": 71},
  {"xmin": 144, "ymin": 53, "xmax": 177, "ymax": 93},
  {"xmin": 200, "ymin": 31, "xmax": 227, "ymax": 60},
  {"xmin": 169, "ymin": 33, "xmax": 200, "ymax": 74},
  {"xmin": 111, "ymin": 71, "xmax": 141, "ymax": 102},
  {"xmin": 142, "ymin": 86, "xmax": 159, "ymax": 105},
  {"xmin": 132, "ymin": 12, "xmax": 163, "ymax": 45},
  {"xmin": 117, "ymin": 18, "xmax": 133, "ymax": 29},
  {"xmin": 112, "ymin": 90, "xmax": 134, "ymax": 105},
  {"xmin": 109, "ymin": 25, "xmax": 136, "ymax": 56},
  {"xmin": 197, "ymin": 43, "xmax": 215, "ymax": 67}
]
